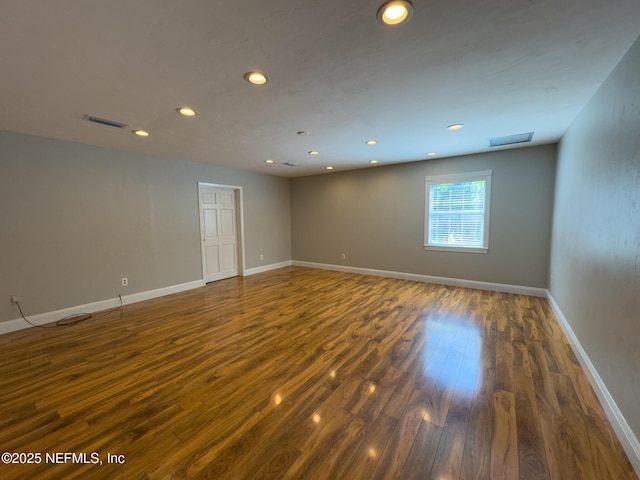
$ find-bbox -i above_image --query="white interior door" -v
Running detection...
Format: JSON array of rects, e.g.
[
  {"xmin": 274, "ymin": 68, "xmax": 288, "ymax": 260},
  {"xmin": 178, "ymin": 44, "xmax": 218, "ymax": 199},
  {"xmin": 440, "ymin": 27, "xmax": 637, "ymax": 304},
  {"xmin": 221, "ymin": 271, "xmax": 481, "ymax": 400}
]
[{"xmin": 199, "ymin": 185, "xmax": 238, "ymax": 283}]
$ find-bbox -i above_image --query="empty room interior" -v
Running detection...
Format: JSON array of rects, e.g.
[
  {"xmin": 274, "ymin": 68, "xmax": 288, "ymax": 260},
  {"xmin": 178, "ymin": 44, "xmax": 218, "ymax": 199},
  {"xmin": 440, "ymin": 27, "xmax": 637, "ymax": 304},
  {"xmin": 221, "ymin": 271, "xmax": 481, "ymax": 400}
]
[{"xmin": 1, "ymin": 1, "xmax": 640, "ymax": 479}]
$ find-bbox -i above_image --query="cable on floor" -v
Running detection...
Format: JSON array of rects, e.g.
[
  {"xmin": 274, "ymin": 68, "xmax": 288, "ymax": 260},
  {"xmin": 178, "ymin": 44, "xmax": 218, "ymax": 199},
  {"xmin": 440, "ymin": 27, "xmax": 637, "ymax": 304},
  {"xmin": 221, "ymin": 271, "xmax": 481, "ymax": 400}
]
[{"xmin": 15, "ymin": 294, "xmax": 124, "ymax": 329}]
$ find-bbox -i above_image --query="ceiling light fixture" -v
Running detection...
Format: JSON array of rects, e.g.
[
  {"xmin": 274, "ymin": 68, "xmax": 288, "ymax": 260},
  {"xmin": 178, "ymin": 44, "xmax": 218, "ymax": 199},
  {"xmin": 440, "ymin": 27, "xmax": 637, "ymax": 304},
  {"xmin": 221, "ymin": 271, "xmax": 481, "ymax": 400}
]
[
  {"xmin": 265, "ymin": 159, "xmax": 274, "ymax": 164},
  {"xmin": 447, "ymin": 124, "xmax": 464, "ymax": 131},
  {"xmin": 427, "ymin": 152, "xmax": 437, "ymax": 156},
  {"xmin": 244, "ymin": 71, "xmax": 269, "ymax": 85},
  {"xmin": 369, "ymin": 159, "xmax": 379, "ymax": 164},
  {"xmin": 365, "ymin": 140, "xmax": 378, "ymax": 145},
  {"xmin": 133, "ymin": 130, "xmax": 149, "ymax": 137},
  {"xmin": 326, "ymin": 166, "xmax": 334, "ymax": 170},
  {"xmin": 177, "ymin": 107, "xmax": 196, "ymax": 116},
  {"xmin": 308, "ymin": 150, "xmax": 319, "ymax": 155},
  {"xmin": 377, "ymin": 1, "xmax": 414, "ymax": 26}
]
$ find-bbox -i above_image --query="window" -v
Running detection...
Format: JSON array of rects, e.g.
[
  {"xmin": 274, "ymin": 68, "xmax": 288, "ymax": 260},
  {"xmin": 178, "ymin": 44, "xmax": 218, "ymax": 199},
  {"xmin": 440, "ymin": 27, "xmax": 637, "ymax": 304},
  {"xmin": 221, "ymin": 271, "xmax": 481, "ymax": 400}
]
[{"xmin": 424, "ymin": 170, "xmax": 492, "ymax": 253}]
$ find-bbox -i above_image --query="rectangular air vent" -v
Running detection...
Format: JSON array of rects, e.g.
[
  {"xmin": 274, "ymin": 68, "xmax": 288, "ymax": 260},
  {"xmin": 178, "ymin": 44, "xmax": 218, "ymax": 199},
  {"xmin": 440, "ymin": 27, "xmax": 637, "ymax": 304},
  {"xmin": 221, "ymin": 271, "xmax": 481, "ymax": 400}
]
[
  {"xmin": 87, "ymin": 115, "xmax": 128, "ymax": 129},
  {"xmin": 283, "ymin": 162, "xmax": 300, "ymax": 167},
  {"xmin": 489, "ymin": 132, "xmax": 534, "ymax": 147}
]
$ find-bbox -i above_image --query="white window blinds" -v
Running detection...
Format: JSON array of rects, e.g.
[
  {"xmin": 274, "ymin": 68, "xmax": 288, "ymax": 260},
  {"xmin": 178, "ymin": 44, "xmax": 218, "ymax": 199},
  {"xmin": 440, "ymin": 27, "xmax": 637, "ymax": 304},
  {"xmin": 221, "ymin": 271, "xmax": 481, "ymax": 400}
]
[{"xmin": 424, "ymin": 170, "xmax": 492, "ymax": 253}]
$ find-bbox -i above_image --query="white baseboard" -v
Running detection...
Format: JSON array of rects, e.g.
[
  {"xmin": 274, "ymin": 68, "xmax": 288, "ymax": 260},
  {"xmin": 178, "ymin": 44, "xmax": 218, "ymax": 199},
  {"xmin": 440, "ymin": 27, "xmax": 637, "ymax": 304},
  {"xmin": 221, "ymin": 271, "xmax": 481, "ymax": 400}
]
[
  {"xmin": 546, "ymin": 292, "xmax": 640, "ymax": 476},
  {"xmin": 2, "ymin": 262, "xmax": 295, "ymax": 335},
  {"xmin": 244, "ymin": 260, "xmax": 293, "ymax": 276},
  {"xmin": 123, "ymin": 280, "xmax": 205, "ymax": 304},
  {"xmin": 0, "ymin": 279, "xmax": 205, "ymax": 336},
  {"xmin": 292, "ymin": 260, "xmax": 547, "ymax": 297},
  {"xmin": 3, "ymin": 262, "xmax": 540, "ymax": 336}
]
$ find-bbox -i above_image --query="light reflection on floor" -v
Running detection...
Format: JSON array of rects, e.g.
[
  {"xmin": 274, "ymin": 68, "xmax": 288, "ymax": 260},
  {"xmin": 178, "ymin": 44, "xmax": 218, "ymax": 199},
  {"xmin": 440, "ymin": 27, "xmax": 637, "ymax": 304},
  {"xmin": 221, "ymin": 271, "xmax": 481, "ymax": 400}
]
[{"xmin": 422, "ymin": 315, "xmax": 481, "ymax": 396}]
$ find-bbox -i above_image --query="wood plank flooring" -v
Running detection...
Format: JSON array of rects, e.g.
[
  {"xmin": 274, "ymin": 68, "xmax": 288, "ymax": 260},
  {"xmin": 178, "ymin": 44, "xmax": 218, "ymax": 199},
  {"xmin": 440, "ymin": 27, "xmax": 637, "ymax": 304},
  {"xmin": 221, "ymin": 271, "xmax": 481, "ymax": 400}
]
[{"xmin": 0, "ymin": 266, "xmax": 636, "ymax": 479}]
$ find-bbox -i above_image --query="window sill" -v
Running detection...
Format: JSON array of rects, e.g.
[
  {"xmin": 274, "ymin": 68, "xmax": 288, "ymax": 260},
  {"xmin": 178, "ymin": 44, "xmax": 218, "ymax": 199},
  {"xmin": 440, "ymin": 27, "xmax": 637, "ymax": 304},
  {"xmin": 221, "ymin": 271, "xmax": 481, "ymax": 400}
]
[{"xmin": 424, "ymin": 245, "xmax": 488, "ymax": 254}]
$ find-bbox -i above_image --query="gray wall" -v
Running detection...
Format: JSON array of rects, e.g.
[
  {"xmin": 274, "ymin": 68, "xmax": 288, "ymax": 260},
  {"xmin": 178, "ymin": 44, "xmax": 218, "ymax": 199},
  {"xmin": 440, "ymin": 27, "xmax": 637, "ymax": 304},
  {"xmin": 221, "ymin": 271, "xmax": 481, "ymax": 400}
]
[
  {"xmin": 0, "ymin": 131, "xmax": 291, "ymax": 324},
  {"xmin": 550, "ymin": 37, "xmax": 640, "ymax": 437},
  {"xmin": 291, "ymin": 145, "xmax": 557, "ymax": 288}
]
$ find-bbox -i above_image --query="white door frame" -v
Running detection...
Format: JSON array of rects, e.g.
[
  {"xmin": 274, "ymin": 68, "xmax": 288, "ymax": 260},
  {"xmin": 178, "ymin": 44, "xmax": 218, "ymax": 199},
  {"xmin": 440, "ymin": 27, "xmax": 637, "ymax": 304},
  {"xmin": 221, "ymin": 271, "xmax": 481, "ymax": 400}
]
[{"xmin": 198, "ymin": 182, "xmax": 246, "ymax": 280}]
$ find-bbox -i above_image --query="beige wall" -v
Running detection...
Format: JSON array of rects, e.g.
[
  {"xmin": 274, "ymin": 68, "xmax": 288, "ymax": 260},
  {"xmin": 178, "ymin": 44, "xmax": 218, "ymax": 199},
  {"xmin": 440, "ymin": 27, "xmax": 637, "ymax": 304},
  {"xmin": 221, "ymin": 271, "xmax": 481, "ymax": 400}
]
[
  {"xmin": 550, "ymin": 36, "xmax": 640, "ymax": 438},
  {"xmin": 0, "ymin": 131, "xmax": 291, "ymax": 323},
  {"xmin": 291, "ymin": 145, "xmax": 557, "ymax": 288}
]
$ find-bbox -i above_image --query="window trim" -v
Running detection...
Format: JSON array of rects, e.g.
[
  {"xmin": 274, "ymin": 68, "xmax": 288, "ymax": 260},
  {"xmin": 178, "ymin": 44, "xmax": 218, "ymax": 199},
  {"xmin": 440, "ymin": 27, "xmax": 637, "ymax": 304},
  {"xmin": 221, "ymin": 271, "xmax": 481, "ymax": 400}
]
[{"xmin": 424, "ymin": 170, "xmax": 492, "ymax": 254}]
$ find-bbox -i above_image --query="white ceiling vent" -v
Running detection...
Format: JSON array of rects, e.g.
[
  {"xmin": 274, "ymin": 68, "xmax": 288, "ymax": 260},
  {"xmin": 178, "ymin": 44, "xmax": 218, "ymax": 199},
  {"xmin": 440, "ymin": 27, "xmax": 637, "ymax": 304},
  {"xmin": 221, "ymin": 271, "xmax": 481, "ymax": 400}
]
[
  {"xmin": 489, "ymin": 132, "xmax": 534, "ymax": 147},
  {"xmin": 86, "ymin": 115, "xmax": 128, "ymax": 129},
  {"xmin": 283, "ymin": 161, "xmax": 300, "ymax": 167}
]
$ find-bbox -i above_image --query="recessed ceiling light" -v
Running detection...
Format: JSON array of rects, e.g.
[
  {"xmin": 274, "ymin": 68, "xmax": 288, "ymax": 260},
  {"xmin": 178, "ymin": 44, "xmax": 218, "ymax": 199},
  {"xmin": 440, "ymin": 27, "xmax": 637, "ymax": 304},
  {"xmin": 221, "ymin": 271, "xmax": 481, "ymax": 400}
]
[
  {"xmin": 447, "ymin": 124, "xmax": 464, "ymax": 131},
  {"xmin": 308, "ymin": 150, "xmax": 319, "ymax": 155},
  {"xmin": 133, "ymin": 130, "xmax": 149, "ymax": 137},
  {"xmin": 177, "ymin": 107, "xmax": 196, "ymax": 116},
  {"xmin": 365, "ymin": 140, "xmax": 378, "ymax": 145},
  {"xmin": 369, "ymin": 159, "xmax": 379, "ymax": 164},
  {"xmin": 377, "ymin": 1, "xmax": 414, "ymax": 26},
  {"xmin": 326, "ymin": 166, "xmax": 334, "ymax": 170},
  {"xmin": 427, "ymin": 152, "xmax": 437, "ymax": 156},
  {"xmin": 244, "ymin": 71, "xmax": 269, "ymax": 85},
  {"xmin": 265, "ymin": 159, "xmax": 274, "ymax": 164}
]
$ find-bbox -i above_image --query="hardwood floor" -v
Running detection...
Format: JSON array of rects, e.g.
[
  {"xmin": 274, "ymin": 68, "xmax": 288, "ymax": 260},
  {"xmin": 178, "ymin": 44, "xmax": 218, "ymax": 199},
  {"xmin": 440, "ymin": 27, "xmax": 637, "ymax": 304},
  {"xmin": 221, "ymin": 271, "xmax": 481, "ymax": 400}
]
[{"xmin": 0, "ymin": 266, "xmax": 635, "ymax": 479}]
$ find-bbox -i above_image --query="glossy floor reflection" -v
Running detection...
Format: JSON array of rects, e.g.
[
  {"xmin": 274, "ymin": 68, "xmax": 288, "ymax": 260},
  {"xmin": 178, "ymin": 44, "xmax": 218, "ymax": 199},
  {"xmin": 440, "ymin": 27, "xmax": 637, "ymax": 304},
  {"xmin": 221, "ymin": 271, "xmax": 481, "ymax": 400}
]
[{"xmin": 422, "ymin": 316, "xmax": 481, "ymax": 397}]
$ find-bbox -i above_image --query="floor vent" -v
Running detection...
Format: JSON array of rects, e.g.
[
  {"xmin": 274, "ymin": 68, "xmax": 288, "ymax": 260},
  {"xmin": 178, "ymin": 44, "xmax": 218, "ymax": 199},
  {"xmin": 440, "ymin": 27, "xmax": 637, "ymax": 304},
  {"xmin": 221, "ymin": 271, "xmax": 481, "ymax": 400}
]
[{"xmin": 489, "ymin": 132, "xmax": 534, "ymax": 147}]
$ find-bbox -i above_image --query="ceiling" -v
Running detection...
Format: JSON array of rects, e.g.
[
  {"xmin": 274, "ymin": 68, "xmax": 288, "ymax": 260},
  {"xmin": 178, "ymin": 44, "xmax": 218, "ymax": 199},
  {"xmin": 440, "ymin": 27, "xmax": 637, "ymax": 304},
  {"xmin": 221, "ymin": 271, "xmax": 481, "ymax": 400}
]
[{"xmin": 1, "ymin": 1, "xmax": 639, "ymax": 177}]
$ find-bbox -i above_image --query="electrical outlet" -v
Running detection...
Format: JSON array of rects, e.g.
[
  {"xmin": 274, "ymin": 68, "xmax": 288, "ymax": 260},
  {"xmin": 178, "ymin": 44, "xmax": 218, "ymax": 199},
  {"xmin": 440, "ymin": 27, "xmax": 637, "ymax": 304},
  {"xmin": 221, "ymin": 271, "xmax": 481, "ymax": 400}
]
[
  {"xmin": 121, "ymin": 277, "xmax": 128, "ymax": 287},
  {"xmin": 341, "ymin": 253, "xmax": 346, "ymax": 260},
  {"xmin": 259, "ymin": 254, "xmax": 264, "ymax": 261},
  {"xmin": 11, "ymin": 294, "xmax": 21, "ymax": 304}
]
